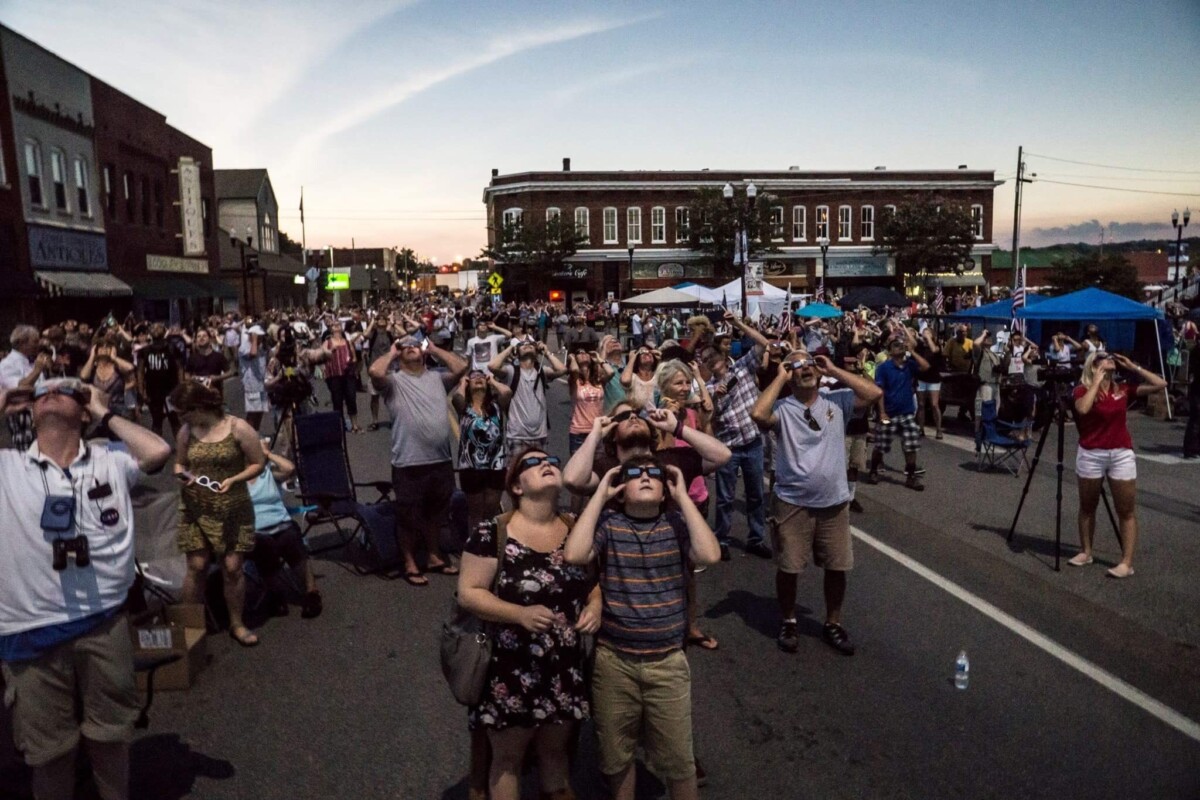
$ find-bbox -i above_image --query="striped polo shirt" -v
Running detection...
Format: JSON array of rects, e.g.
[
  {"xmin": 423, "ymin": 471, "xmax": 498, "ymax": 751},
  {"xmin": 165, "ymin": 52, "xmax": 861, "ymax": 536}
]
[{"xmin": 594, "ymin": 509, "xmax": 689, "ymax": 656}]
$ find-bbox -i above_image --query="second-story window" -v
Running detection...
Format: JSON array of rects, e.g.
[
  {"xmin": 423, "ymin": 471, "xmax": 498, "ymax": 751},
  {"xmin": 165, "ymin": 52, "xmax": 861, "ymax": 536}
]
[
  {"xmin": 603, "ymin": 207, "xmax": 618, "ymax": 243},
  {"xmin": 860, "ymin": 205, "xmax": 874, "ymax": 241},
  {"xmin": 502, "ymin": 207, "xmax": 523, "ymax": 231},
  {"xmin": 73, "ymin": 157, "xmax": 91, "ymax": 217},
  {"xmin": 141, "ymin": 176, "xmax": 151, "ymax": 225},
  {"xmin": 651, "ymin": 207, "xmax": 666, "ymax": 243},
  {"xmin": 24, "ymin": 141, "xmax": 44, "ymax": 207},
  {"xmin": 123, "ymin": 172, "xmax": 133, "ymax": 221},
  {"xmin": 816, "ymin": 205, "xmax": 829, "ymax": 240},
  {"xmin": 770, "ymin": 206, "xmax": 785, "ymax": 241},
  {"xmin": 574, "ymin": 207, "xmax": 589, "ymax": 243},
  {"xmin": 103, "ymin": 165, "xmax": 114, "ymax": 217},
  {"xmin": 545, "ymin": 207, "xmax": 560, "ymax": 222},
  {"xmin": 792, "ymin": 205, "xmax": 806, "ymax": 241},
  {"xmin": 50, "ymin": 149, "xmax": 69, "ymax": 211},
  {"xmin": 838, "ymin": 205, "xmax": 852, "ymax": 240},
  {"xmin": 154, "ymin": 179, "xmax": 164, "ymax": 228},
  {"xmin": 675, "ymin": 207, "xmax": 689, "ymax": 242},
  {"xmin": 971, "ymin": 204, "xmax": 984, "ymax": 240},
  {"xmin": 627, "ymin": 207, "xmax": 642, "ymax": 244}
]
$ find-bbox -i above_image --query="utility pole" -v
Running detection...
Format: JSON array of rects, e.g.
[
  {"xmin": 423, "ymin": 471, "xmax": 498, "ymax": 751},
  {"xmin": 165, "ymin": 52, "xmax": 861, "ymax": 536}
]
[{"xmin": 1010, "ymin": 146, "xmax": 1034, "ymax": 291}]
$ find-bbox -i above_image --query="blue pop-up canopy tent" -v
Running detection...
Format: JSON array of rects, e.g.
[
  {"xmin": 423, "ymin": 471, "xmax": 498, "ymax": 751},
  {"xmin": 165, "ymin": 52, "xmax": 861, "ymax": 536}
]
[
  {"xmin": 1016, "ymin": 287, "xmax": 1171, "ymax": 414},
  {"xmin": 951, "ymin": 293, "xmax": 1048, "ymax": 321},
  {"xmin": 795, "ymin": 302, "xmax": 843, "ymax": 319}
]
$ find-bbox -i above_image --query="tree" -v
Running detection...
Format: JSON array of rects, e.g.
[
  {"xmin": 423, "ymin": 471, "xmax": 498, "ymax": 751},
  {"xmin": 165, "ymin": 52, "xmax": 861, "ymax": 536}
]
[
  {"xmin": 479, "ymin": 214, "xmax": 588, "ymax": 281},
  {"xmin": 277, "ymin": 229, "xmax": 304, "ymax": 258},
  {"xmin": 1048, "ymin": 252, "xmax": 1143, "ymax": 299},
  {"xmin": 684, "ymin": 187, "xmax": 780, "ymax": 281},
  {"xmin": 874, "ymin": 199, "xmax": 977, "ymax": 283}
]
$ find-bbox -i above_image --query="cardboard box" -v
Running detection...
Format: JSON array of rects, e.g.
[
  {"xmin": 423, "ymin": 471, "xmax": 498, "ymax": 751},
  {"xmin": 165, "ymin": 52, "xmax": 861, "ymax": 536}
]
[{"xmin": 133, "ymin": 604, "xmax": 208, "ymax": 691}]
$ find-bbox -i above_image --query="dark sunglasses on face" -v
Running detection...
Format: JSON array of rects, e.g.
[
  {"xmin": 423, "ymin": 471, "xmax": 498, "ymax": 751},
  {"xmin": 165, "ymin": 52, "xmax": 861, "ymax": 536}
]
[
  {"xmin": 611, "ymin": 408, "xmax": 649, "ymax": 424},
  {"xmin": 621, "ymin": 465, "xmax": 664, "ymax": 482},
  {"xmin": 785, "ymin": 358, "xmax": 816, "ymax": 371},
  {"xmin": 518, "ymin": 455, "xmax": 561, "ymax": 473}
]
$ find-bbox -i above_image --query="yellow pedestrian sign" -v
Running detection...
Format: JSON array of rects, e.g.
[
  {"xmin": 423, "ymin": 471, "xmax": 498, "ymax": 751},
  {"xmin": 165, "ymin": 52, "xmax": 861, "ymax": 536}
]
[
  {"xmin": 490, "ymin": 287, "xmax": 502, "ymax": 295},
  {"xmin": 487, "ymin": 273, "xmax": 503, "ymax": 290}
]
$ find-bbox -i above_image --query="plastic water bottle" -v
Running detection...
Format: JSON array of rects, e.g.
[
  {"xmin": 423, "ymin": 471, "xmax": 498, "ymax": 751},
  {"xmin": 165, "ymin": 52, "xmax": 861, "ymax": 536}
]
[{"xmin": 954, "ymin": 650, "xmax": 970, "ymax": 690}]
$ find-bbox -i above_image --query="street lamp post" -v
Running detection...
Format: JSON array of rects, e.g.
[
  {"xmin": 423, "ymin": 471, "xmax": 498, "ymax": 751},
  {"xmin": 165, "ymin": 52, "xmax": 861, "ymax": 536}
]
[
  {"xmin": 1171, "ymin": 208, "xmax": 1191, "ymax": 284},
  {"xmin": 723, "ymin": 181, "xmax": 757, "ymax": 315},
  {"xmin": 231, "ymin": 225, "xmax": 254, "ymax": 315},
  {"xmin": 626, "ymin": 246, "xmax": 634, "ymax": 300}
]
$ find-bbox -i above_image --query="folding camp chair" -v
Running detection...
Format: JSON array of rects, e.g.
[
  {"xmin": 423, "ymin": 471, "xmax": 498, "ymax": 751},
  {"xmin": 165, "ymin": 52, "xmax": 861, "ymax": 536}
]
[
  {"xmin": 291, "ymin": 412, "xmax": 394, "ymax": 556},
  {"xmin": 976, "ymin": 399, "xmax": 1032, "ymax": 476}
]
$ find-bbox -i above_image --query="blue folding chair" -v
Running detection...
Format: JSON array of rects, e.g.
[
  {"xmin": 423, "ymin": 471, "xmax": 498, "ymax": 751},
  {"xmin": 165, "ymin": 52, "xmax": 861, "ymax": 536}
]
[
  {"xmin": 291, "ymin": 412, "xmax": 394, "ymax": 558},
  {"xmin": 976, "ymin": 399, "xmax": 1032, "ymax": 476}
]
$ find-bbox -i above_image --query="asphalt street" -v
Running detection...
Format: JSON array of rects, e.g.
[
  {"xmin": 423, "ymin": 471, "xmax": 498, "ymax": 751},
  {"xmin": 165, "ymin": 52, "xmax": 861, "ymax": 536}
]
[{"xmin": 4, "ymin": 368, "xmax": 1198, "ymax": 800}]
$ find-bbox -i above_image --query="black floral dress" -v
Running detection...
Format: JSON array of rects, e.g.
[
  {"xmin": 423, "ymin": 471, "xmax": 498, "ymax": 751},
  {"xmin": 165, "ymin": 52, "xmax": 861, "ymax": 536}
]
[{"xmin": 465, "ymin": 518, "xmax": 592, "ymax": 731}]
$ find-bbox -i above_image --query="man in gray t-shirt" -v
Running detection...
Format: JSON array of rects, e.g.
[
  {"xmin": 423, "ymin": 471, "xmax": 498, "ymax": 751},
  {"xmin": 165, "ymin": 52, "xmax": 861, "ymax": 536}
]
[
  {"xmin": 487, "ymin": 338, "xmax": 567, "ymax": 458},
  {"xmin": 369, "ymin": 333, "xmax": 467, "ymax": 585},
  {"xmin": 751, "ymin": 349, "xmax": 882, "ymax": 658}
]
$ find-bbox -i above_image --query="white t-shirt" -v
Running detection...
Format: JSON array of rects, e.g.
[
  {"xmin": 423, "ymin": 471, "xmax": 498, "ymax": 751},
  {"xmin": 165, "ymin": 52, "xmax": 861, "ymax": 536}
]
[
  {"xmin": 0, "ymin": 349, "xmax": 34, "ymax": 390},
  {"xmin": 466, "ymin": 333, "xmax": 507, "ymax": 373},
  {"xmin": 0, "ymin": 442, "xmax": 142, "ymax": 635},
  {"xmin": 630, "ymin": 314, "xmax": 643, "ymax": 335}
]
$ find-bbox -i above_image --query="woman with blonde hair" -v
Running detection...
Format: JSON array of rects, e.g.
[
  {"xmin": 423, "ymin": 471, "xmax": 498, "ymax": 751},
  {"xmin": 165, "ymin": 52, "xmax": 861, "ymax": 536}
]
[{"xmin": 1069, "ymin": 350, "xmax": 1167, "ymax": 578}]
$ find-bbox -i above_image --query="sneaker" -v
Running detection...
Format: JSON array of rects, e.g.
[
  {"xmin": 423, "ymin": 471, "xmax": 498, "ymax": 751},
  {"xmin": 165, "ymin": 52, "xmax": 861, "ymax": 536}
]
[
  {"xmin": 864, "ymin": 470, "xmax": 879, "ymax": 485},
  {"xmin": 913, "ymin": 465, "xmax": 927, "ymax": 476},
  {"xmin": 849, "ymin": 498, "xmax": 864, "ymax": 513},
  {"xmin": 905, "ymin": 472, "xmax": 925, "ymax": 491},
  {"xmin": 822, "ymin": 622, "xmax": 856, "ymax": 656},
  {"xmin": 693, "ymin": 563, "xmax": 707, "ymax": 574},
  {"xmin": 267, "ymin": 591, "xmax": 289, "ymax": 617},
  {"xmin": 777, "ymin": 620, "xmax": 800, "ymax": 653},
  {"xmin": 745, "ymin": 541, "xmax": 773, "ymax": 560},
  {"xmin": 720, "ymin": 544, "xmax": 731, "ymax": 562}
]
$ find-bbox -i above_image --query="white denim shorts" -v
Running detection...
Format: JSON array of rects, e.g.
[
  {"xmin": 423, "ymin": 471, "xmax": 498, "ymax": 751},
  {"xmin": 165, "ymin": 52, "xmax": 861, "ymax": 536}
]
[
  {"xmin": 1075, "ymin": 447, "xmax": 1136, "ymax": 481},
  {"xmin": 917, "ymin": 381, "xmax": 941, "ymax": 392}
]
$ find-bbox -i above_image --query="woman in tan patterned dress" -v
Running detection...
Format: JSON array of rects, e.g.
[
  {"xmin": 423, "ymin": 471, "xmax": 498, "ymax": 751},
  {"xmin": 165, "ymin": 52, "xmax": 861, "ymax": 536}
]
[{"xmin": 171, "ymin": 382, "xmax": 266, "ymax": 646}]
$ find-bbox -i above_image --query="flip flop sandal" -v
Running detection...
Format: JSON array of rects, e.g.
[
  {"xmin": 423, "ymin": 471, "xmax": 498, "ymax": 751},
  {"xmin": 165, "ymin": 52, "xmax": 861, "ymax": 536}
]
[
  {"xmin": 230, "ymin": 627, "xmax": 259, "ymax": 647},
  {"xmin": 403, "ymin": 572, "xmax": 430, "ymax": 586},
  {"xmin": 686, "ymin": 633, "xmax": 719, "ymax": 650}
]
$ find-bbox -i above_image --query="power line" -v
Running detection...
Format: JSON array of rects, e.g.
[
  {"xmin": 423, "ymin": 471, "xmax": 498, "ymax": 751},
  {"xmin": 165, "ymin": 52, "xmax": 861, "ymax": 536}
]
[
  {"xmin": 1034, "ymin": 172, "xmax": 1200, "ymax": 184},
  {"xmin": 1032, "ymin": 178, "xmax": 1200, "ymax": 198},
  {"xmin": 278, "ymin": 213, "xmax": 485, "ymax": 221},
  {"xmin": 1025, "ymin": 151, "xmax": 1200, "ymax": 175}
]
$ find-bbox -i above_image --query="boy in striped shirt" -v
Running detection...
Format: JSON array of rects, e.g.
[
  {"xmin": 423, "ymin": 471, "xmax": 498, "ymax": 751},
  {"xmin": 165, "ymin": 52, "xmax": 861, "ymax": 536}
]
[{"xmin": 565, "ymin": 454, "xmax": 721, "ymax": 800}]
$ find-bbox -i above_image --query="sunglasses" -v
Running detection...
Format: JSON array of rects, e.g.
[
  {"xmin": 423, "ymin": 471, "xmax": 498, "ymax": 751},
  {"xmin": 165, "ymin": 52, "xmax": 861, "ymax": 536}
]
[
  {"xmin": 33, "ymin": 384, "xmax": 91, "ymax": 404},
  {"xmin": 517, "ymin": 455, "xmax": 561, "ymax": 473},
  {"xmin": 611, "ymin": 408, "xmax": 650, "ymax": 424},
  {"xmin": 785, "ymin": 358, "xmax": 816, "ymax": 371},
  {"xmin": 803, "ymin": 407, "xmax": 822, "ymax": 432},
  {"xmin": 621, "ymin": 465, "xmax": 664, "ymax": 482}
]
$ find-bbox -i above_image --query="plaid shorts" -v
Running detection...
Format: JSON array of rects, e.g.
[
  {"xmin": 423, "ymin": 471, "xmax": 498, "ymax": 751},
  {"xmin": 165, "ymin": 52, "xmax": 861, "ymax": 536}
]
[{"xmin": 872, "ymin": 414, "xmax": 921, "ymax": 454}]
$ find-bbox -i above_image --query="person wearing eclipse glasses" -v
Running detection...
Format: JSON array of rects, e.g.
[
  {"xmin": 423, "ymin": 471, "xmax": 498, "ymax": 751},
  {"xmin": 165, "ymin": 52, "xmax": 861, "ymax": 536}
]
[
  {"xmin": 1069, "ymin": 349, "xmax": 1167, "ymax": 578},
  {"xmin": 751, "ymin": 348, "xmax": 882, "ymax": 657},
  {"xmin": 369, "ymin": 332, "xmax": 468, "ymax": 586},
  {"xmin": 0, "ymin": 378, "xmax": 170, "ymax": 800},
  {"xmin": 865, "ymin": 327, "xmax": 930, "ymax": 492}
]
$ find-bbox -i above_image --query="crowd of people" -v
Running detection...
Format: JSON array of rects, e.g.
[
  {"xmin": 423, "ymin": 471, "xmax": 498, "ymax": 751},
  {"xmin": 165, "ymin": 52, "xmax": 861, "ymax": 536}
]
[{"xmin": 0, "ymin": 287, "xmax": 1185, "ymax": 799}]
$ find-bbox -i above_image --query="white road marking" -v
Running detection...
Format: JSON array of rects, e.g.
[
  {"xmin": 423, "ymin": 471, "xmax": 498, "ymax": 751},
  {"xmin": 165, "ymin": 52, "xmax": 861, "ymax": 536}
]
[
  {"xmin": 1137, "ymin": 453, "xmax": 1199, "ymax": 465},
  {"xmin": 933, "ymin": 434, "xmax": 1197, "ymax": 467},
  {"xmin": 851, "ymin": 526, "xmax": 1200, "ymax": 744}
]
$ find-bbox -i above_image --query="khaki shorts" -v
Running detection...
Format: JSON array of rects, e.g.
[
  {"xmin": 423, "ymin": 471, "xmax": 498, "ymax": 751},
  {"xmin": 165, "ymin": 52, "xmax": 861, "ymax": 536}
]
[
  {"xmin": 1, "ymin": 613, "xmax": 139, "ymax": 767},
  {"xmin": 592, "ymin": 645, "xmax": 695, "ymax": 782},
  {"xmin": 845, "ymin": 434, "xmax": 867, "ymax": 471},
  {"xmin": 768, "ymin": 496, "xmax": 854, "ymax": 573}
]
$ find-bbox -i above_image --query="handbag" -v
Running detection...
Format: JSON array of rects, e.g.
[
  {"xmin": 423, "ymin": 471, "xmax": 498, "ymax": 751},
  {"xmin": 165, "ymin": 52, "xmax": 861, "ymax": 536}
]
[{"xmin": 439, "ymin": 512, "xmax": 511, "ymax": 706}]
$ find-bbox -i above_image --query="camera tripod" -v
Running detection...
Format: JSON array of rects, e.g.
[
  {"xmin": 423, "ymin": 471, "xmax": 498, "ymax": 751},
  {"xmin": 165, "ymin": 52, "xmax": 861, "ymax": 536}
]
[{"xmin": 1007, "ymin": 388, "xmax": 1121, "ymax": 571}]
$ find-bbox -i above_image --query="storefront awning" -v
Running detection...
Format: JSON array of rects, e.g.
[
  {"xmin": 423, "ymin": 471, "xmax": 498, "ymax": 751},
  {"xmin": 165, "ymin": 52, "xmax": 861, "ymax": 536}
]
[
  {"xmin": 191, "ymin": 278, "xmax": 238, "ymax": 299},
  {"xmin": 35, "ymin": 271, "xmax": 133, "ymax": 298}
]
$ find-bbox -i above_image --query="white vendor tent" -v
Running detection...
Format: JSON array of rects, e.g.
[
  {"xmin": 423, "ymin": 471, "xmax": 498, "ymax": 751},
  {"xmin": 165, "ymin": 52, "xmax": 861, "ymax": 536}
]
[
  {"xmin": 716, "ymin": 278, "xmax": 790, "ymax": 318},
  {"xmin": 671, "ymin": 282, "xmax": 724, "ymax": 304}
]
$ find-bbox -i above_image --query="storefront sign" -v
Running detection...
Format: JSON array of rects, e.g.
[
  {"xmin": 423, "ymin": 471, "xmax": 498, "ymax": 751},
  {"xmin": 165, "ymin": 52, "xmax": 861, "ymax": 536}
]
[
  {"xmin": 29, "ymin": 225, "xmax": 107, "ymax": 270},
  {"xmin": 177, "ymin": 157, "xmax": 205, "ymax": 256},
  {"xmin": 146, "ymin": 254, "xmax": 208, "ymax": 274},
  {"xmin": 551, "ymin": 266, "xmax": 590, "ymax": 280},
  {"xmin": 763, "ymin": 261, "xmax": 790, "ymax": 277},
  {"xmin": 632, "ymin": 263, "xmax": 714, "ymax": 280},
  {"xmin": 744, "ymin": 262, "xmax": 764, "ymax": 296},
  {"xmin": 825, "ymin": 255, "xmax": 891, "ymax": 278},
  {"xmin": 657, "ymin": 263, "xmax": 685, "ymax": 279},
  {"xmin": 326, "ymin": 271, "xmax": 350, "ymax": 291}
]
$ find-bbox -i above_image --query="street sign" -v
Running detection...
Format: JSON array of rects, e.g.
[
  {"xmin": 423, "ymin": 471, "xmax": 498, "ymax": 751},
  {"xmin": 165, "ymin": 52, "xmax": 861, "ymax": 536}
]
[
  {"xmin": 490, "ymin": 287, "xmax": 502, "ymax": 295},
  {"xmin": 487, "ymin": 273, "xmax": 503, "ymax": 289}
]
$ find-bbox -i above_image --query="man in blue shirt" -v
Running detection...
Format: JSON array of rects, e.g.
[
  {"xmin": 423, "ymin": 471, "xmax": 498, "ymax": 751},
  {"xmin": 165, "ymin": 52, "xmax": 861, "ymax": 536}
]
[{"xmin": 866, "ymin": 327, "xmax": 930, "ymax": 490}]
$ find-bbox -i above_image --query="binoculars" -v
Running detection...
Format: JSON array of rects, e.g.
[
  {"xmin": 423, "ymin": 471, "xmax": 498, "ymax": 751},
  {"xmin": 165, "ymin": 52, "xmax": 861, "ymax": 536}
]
[{"xmin": 52, "ymin": 536, "xmax": 90, "ymax": 571}]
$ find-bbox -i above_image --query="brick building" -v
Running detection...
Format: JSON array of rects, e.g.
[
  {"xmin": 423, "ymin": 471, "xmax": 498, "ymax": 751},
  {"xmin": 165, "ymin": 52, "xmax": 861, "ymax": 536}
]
[
  {"xmin": 483, "ymin": 161, "xmax": 1001, "ymax": 305},
  {"xmin": 215, "ymin": 169, "xmax": 306, "ymax": 312},
  {"xmin": 91, "ymin": 78, "xmax": 226, "ymax": 324}
]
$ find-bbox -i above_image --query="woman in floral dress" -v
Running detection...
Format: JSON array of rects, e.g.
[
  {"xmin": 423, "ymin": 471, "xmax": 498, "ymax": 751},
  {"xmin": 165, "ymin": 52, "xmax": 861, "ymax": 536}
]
[{"xmin": 457, "ymin": 448, "xmax": 601, "ymax": 800}]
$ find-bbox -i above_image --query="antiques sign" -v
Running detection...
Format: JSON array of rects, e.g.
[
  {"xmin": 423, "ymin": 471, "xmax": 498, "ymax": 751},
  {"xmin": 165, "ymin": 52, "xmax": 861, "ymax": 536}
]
[
  {"xmin": 29, "ymin": 225, "xmax": 107, "ymax": 271},
  {"xmin": 177, "ymin": 157, "xmax": 205, "ymax": 256}
]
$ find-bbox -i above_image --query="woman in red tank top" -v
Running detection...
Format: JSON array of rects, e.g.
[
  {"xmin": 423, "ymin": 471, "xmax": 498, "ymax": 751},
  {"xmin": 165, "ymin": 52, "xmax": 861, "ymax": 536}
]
[{"xmin": 1069, "ymin": 350, "xmax": 1167, "ymax": 578}]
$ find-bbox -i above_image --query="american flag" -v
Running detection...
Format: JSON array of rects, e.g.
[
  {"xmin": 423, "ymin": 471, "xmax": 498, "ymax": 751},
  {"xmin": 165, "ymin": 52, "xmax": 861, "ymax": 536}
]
[
  {"xmin": 1011, "ymin": 264, "xmax": 1027, "ymax": 334},
  {"xmin": 815, "ymin": 277, "xmax": 825, "ymax": 303},
  {"xmin": 933, "ymin": 284, "xmax": 945, "ymax": 315}
]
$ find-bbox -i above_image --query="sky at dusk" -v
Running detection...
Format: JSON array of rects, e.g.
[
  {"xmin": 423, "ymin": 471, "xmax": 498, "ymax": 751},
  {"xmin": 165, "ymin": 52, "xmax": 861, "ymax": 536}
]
[{"xmin": 2, "ymin": 0, "xmax": 1198, "ymax": 261}]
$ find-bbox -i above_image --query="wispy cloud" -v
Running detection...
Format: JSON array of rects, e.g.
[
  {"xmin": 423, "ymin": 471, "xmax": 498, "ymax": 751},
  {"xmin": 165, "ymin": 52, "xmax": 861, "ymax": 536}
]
[
  {"xmin": 547, "ymin": 55, "xmax": 703, "ymax": 105},
  {"xmin": 282, "ymin": 13, "xmax": 662, "ymax": 171},
  {"xmin": 1024, "ymin": 219, "xmax": 1176, "ymax": 248}
]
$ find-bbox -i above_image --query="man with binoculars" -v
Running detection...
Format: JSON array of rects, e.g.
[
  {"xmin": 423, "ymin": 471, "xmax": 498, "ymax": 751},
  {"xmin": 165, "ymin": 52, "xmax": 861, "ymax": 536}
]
[{"xmin": 0, "ymin": 378, "xmax": 171, "ymax": 800}]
